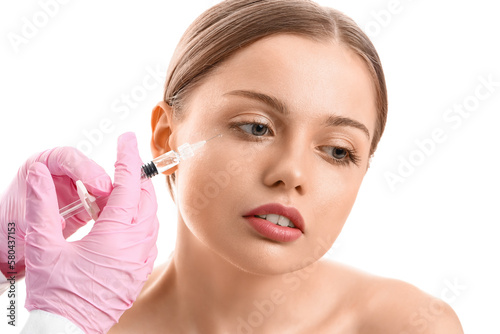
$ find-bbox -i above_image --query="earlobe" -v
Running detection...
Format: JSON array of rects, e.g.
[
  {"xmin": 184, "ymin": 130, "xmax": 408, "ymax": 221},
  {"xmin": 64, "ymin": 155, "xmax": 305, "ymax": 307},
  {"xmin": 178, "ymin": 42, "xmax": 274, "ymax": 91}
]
[{"xmin": 151, "ymin": 101, "xmax": 175, "ymax": 158}]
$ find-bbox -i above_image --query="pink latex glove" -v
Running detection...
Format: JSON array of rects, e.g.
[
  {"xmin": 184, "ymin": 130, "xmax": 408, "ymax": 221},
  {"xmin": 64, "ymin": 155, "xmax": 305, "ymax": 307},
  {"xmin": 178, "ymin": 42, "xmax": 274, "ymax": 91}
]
[
  {"xmin": 0, "ymin": 146, "xmax": 112, "ymax": 277},
  {"xmin": 24, "ymin": 133, "xmax": 159, "ymax": 334}
]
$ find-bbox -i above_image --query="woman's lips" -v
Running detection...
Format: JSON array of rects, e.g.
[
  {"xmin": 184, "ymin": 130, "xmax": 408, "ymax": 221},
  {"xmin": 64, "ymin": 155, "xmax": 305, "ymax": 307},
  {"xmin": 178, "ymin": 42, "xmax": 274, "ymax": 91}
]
[{"xmin": 243, "ymin": 203, "xmax": 305, "ymax": 242}]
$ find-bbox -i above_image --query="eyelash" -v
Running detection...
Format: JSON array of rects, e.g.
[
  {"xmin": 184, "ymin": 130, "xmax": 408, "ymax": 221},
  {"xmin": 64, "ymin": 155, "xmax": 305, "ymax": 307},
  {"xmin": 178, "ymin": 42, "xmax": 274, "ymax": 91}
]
[
  {"xmin": 320, "ymin": 146, "xmax": 361, "ymax": 167},
  {"xmin": 229, "ymin": 120, "xmax": 274, "ymax": 139},
  {"xmin": 229, "ymin": 120, "xmax": 361, "ymax": 167}
]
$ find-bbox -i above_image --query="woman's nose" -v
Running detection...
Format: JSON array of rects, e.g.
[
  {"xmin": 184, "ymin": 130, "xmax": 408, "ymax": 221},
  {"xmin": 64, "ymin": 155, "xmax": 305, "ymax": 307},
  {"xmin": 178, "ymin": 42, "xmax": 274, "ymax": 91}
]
[{"xmin": 261, "ymin": 141, "xmax": 309, "ymax": 195}]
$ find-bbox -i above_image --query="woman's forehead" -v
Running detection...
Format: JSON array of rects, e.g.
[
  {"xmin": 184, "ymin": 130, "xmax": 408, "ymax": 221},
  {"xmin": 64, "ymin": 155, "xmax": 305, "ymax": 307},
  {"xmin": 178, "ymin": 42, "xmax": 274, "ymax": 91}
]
[{"xmin": 189, "ymin": 34, "xmax": 377, "ymax": 132}]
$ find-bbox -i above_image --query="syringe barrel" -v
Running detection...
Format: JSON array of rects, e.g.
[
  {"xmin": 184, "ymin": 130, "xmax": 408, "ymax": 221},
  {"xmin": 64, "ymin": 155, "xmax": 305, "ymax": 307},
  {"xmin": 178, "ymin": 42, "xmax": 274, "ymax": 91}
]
[{"xmin": 142, "ymin": 149, "xmax": 180, "ymax": 178}]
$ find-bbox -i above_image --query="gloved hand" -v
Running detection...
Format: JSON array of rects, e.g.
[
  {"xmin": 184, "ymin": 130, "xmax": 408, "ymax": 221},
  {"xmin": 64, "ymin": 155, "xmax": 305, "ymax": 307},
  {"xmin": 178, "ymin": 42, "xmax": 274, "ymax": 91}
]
[
  {"xmin": 0, "ymin": 146, "xmax": 112, "ymax": 277},
  {"xmin": 24, "ymin": 133, "xmax": 159, "ymax": 334}
]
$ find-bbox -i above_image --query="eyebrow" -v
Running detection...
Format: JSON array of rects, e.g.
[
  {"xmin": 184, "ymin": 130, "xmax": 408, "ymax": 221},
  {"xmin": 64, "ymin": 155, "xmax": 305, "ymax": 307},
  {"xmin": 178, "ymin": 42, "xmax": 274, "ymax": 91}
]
[
  {"xmin": 224, "ymin": 89, "xmax": 371, "ymax": 140},
  {"xmin": 325, "ymin": 115, "xmax": 370, "ymax": 140},
  {"xmin": 224, "ymin": 90, "xmax": 289, "ymax": 115}
]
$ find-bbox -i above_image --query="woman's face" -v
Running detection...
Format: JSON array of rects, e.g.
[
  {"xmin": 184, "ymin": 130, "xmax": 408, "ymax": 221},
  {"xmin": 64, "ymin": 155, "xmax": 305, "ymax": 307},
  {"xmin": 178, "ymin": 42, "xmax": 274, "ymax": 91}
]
[{"xmin": 168, "ymin": 34, "xmax": 377, "ymax": 275}]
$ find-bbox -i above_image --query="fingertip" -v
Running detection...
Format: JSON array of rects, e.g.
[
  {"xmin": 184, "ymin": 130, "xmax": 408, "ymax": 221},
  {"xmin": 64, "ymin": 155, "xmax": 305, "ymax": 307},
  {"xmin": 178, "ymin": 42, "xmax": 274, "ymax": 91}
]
[
  {"xmin": 85, "ymin": 173, "xmax": 113, "ymax": 197},
  {"xmin": 115, "ymin": 132, "xmax": 141, "ymax": 176},
  {"xmin": 117, "ymin": 132, "xmax": 138, "ymax": 154},
  {"xmin": 26, "ymin": 162, "xmax": 57, "ymax": 207},
  {"xmin": 115, "ymin": 132, "xmax": 142, "ymax": 175},
  {"xmin": 28, "ymin": 161, "xmax": 49, "ymax": 174},
  {"xmin": 26, "ymin": 162, "xmax": 52, "ymax": 193}
]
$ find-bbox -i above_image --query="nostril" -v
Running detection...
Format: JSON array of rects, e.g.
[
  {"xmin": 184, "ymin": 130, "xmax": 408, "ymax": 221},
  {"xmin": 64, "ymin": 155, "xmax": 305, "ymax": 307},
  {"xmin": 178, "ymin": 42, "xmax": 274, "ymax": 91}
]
[{"xmin": 261, "ymin": 150, "xmax": 308, "ymax": 192}]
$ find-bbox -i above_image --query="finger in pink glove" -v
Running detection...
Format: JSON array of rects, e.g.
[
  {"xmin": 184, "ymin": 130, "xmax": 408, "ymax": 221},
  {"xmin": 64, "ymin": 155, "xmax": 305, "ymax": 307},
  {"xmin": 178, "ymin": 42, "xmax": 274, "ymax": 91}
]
[
  {"xmin": 24, "ymin": 133, "xmax": 159, "ymax": 334},
  {"xmin": 0, "ymin": 146, "xmax": 113, "ymax": 278}
]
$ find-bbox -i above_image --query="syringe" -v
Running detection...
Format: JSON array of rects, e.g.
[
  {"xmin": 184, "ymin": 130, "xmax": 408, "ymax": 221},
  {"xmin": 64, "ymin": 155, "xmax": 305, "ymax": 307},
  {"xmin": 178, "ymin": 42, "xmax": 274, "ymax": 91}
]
[{"xmin": 59, "ymin": 134, "xmax": 221, "ymax": 220}]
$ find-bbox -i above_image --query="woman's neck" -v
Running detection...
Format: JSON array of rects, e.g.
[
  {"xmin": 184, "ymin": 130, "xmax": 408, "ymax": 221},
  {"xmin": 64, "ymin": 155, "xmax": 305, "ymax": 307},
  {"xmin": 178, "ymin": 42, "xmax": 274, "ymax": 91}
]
[{"xmin": 158, "ymin": 219, "xmax": 325, "ymax": 333}]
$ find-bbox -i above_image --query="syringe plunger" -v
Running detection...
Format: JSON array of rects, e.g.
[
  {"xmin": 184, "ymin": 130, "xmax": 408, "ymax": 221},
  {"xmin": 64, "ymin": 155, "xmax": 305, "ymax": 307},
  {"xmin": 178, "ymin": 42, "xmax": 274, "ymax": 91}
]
[{"xmin": 141, "ymin": 161, "xmax": 159, "ymax": 178}]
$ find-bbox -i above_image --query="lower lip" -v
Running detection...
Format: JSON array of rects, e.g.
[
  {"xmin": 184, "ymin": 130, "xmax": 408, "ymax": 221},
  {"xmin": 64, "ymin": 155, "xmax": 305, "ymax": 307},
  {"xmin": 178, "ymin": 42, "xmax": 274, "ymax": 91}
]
[{"xmin": 243, "ymin": 216, "xmax": 303, "ymax": 242}]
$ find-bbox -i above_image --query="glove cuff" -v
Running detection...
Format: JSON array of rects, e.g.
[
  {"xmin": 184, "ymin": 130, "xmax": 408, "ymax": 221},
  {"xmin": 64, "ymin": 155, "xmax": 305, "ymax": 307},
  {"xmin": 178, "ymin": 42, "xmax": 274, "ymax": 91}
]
[{"xmin": 20, "ymin": 309, "xmax": 85, "ymax": 334}]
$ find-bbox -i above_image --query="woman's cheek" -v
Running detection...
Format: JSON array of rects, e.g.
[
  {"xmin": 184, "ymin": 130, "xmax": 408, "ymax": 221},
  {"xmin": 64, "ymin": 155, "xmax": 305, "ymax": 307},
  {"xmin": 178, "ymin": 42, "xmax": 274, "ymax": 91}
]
[
  {"xmin": 310, "ymin": 170, "xmax": 363, "ymax": 232},
  {"xmin": 175, "ymin": 147, "xmax": 242, "ymax": 224},
  {"xmin": 175, "ymin": 154, "xmax": 214, "ymax": 220}
]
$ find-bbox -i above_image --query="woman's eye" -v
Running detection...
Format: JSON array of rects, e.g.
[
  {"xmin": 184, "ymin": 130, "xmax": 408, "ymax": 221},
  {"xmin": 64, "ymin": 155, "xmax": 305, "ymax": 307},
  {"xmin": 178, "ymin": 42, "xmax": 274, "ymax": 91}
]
[
  {"xmin": 329, "ymin": 147, "xmax": 348, "ymax": 160},
  {"xmin": 321, "ymin": 145, "xmax": 360, "ymax": 167},
  {"xmin": 239, "ymin": 123, "xmax": 271, "ymax": 136}
]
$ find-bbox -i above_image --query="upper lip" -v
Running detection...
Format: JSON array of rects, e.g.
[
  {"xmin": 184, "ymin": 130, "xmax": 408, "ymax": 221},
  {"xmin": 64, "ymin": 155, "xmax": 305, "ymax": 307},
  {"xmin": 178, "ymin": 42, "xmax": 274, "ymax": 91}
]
[{"xmin": 243, "ymin": 203, "xmax": 305, "ymax": 233}]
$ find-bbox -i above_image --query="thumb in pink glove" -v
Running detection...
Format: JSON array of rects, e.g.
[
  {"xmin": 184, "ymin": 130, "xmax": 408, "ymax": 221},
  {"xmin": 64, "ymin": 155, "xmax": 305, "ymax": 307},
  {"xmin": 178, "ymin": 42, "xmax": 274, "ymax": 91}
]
[
  {"xmin": 24, "ymin": 133, "xmax": 159, "ymax": 334},
  {"xmin": 0, "ymin": 146, "xmax": 112, "ymax": 278}
]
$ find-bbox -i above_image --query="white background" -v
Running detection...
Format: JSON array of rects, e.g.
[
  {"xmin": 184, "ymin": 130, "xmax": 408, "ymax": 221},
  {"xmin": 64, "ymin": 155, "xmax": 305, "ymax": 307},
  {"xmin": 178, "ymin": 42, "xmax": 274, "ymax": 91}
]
[{"xmin": 1, "ymin": 0, "xmax": 499, "ymax": 332}]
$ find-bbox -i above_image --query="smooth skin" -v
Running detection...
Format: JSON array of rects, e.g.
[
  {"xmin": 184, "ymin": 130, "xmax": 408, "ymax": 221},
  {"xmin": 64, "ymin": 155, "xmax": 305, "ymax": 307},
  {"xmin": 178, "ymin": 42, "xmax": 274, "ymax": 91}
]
[{"xmin": 109, "ymin": 34, "xmax": 463, "ymax": 333}]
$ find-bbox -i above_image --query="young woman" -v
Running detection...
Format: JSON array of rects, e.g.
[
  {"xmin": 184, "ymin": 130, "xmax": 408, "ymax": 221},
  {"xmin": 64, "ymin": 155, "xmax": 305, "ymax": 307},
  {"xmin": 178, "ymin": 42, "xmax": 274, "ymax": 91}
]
[
  {"xmin": 105, "ymin": 0, "xmax": 462, "ymax": 333},
  {"xmin": 0, "ymin": 0, "xmax": 464, "ymax": 333}
]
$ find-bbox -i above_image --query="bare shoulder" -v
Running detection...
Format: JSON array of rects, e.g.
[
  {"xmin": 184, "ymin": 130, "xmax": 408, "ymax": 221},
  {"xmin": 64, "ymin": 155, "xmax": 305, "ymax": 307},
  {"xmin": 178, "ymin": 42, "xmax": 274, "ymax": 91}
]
[
  {"xmin": 319, "ymin": 260, "xmax": 463, "ymax": 334},
  {"xmin": 337, "ymin": 264, "xmax": 463, "ymax": 333}
]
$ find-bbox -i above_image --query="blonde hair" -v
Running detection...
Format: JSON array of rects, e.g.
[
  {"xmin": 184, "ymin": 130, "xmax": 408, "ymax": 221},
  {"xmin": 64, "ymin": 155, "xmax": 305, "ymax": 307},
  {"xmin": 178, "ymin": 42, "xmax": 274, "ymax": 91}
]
[{"xmin": 163, "ymin": 0, "xmax": 387, "ymax": 193}]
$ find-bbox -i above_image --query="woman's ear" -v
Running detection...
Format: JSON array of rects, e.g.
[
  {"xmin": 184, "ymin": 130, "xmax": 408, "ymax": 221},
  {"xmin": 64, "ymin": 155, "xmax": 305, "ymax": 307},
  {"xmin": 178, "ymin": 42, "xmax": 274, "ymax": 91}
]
[
  {"xmin": 151, "ymin": 101, "xmax": 179, "ymax": 175},
  {"xmin": 151, "ymin": 101, "xmax": 175, "ymax": 158}
]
